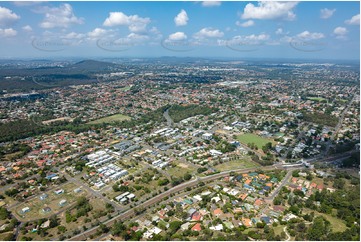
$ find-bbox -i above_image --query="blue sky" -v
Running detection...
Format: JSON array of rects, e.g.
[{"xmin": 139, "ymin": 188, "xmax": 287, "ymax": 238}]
[{"xmin": 0, "ymin": 1, "xmax": 359, "ymax": 60}]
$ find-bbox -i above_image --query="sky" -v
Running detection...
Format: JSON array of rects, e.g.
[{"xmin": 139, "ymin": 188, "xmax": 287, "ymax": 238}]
[{"xmin": 0, "ymin": 1, "xmax": 359, "ymax": 60}]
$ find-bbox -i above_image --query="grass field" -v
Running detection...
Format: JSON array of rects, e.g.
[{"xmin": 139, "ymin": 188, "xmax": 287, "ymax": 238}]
[
  {"xmin": 303, "ymin": 208, "xmax": 347, "ymax": 233},
  {"xmin": 120, "ymin": 86, "xmax": 131, "ymax": 91},
  {"xmin": 273, "ymin": 225, "xmax": 286, "ymax": 236},
  {"xmin": 87, "ymin": 114, "xmax": 131, "ymax": 124},
  {"xmin": 12, "ymin": 183, "xmax": 87, "ymax": 222},
  {"xmin": 307, "ymin": 97, "xmax": 326, "ymax": 102},
  {"xmin": 237, "ymin": 133, "xmax": 274, "ymax": 149},
  {"xmin": 166, "ymin": 164, "xmax": 193, "ymax": 178},
  {"xmin": 214, "ymin": 158, "xmax": 259, "ymax": 171}
]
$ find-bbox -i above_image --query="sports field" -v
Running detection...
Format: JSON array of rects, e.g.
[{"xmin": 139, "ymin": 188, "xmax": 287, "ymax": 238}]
[
  {"xmin": 307, "ymin": 97, "xmax": 326, "ymax": 102},
  {"xmin": 214, "ymin": 158, "xmax": 259, "ymax": 171},
  {"xmin": 87, "ymin": 114, "xmax": 131, "ymax": 124},
  {"xmin": 237, "ymin": 133, "xmax": 274, "ymax": 149}
]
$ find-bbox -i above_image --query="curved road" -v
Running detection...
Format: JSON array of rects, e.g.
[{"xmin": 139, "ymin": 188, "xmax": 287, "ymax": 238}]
[
  {"xmin": 68, "ymin": 165, "xmax": 298, "ymax": 241},
  {"xmin": 163, "ymin": 108, "xmax": 174, "ymax": 127},
  {"xmin": 54, "ymin": 152, "xmax": 348, "ymax": 241}
]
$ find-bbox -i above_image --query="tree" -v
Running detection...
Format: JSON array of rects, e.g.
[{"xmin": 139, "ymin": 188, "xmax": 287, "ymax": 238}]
[
  {"xmin": 307, "ymin": 216, "xmax": 330, "ymax": 240},
  {"xmin": 333, "ymin": 178, "xmax": 346, "ymax": 189},
  {"xmin": 111, "ymin": 220, "xmax": 126, "ymax": 236},
  {"xmin": 292, "ymin": 170, "xmax": 299, "ymax": 177},
  {"xmin": 98, "ymin": 223, "xmax": 109, "ymax": 234},
  {"xmin": 169, "ymin": 221, "xmax": 182, "ymax": 234},
  {"xmin": 183, "ymin": 173, "xmax": 192, "ymax": 181},
  {"xmin": 0, "ymin": 207, "xmax": 10, "ymax": 220}
]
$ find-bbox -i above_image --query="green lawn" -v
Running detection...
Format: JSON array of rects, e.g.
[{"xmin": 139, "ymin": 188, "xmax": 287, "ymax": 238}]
[
  {"xmin": 214, "ymin": 158, "xmax": 259, "ymax": 171},
  {"xmin": 166, "ymin": 165, "xmax": 193, "ymax": 178},
  {"xmin": 120, "ymin": 86, "xmax": 131, "ymax": 91},
  {"xmin": 307, "ymin": 97, "xmax": 326, "ymax": 102},
  {"xmin": 87, "ymin": 114, "xmax": 131, "ymax": 124},
  {"xmin": 303, "ymin": 208, "xmax": 347, "ymax": 233},
  {"xmin": 237, "ymin": 133, "xmax": 274, "ymax": 149},
  {"xmin": 273, "ymin": 225, "xmax": 286, "ymax": 236}
]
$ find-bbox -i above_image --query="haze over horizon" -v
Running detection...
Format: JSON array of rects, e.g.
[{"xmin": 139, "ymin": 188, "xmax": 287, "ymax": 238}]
[{"xmin": 0, "ymin": 1, "xmax": 359, "ymax": 60}]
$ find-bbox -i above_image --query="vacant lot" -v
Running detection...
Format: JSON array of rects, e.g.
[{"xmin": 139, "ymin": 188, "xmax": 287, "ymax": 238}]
[
  {"xmin": 166, "ymin": 164, "xmax": 193, "ymax": 178},
  {"xmin": 307, "ymin": 97, "xmax": 326, "ymax": 102},
  {"xmin": 237, "ymin": 133, "xmax": 274, "ymax": 149},
  {"xmin": 120, "ymin": 86, "xmax": 131, "ymax": 91},
  {"xmin": 214, "ymin": 158, "xmax": 259, "ymax": 171},
  {"xmin": 12, "ymin": 182, "xmax": 87, "ymax": 221},
  {"xmin": 303, "ymin": 208, "xmax": 347, "ymax": 233},
  {"xmin": 87, "ymin": 114, "xmax": 131, "ymax": 124}
]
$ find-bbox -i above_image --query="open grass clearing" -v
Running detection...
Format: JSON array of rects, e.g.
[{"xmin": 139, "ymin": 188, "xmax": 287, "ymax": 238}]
[
  {"xmin": 166, "ymin": 165, "xmax": 193, "ymax": 178},
  {"xmin": 273, "ymin": 224, "xmax": 286, "ymax": 236},
  {"xmin": 237, "ymin": 133, "xmax": 275, "ymax": 149},
  {"xmin": 87, "ymin": 114, "xmax": 131, "ymax": 124},
  {"xmin": 303, "ymin": 208, "xmax": 347, "ymax": 233},
  {"xmin": 214, "ymin": 157, "xmax": 259, "ymax": 171},
  {"xmin": 120, "ymin": 86, "xmax": 131, "ymax": 91},
  {"xmin": 307, "ymin": 97, "xmax": 327, "ymax": 102},
  {"xmin": 11, "ymin": 182, "xmax": 87, "ymax": 222}
]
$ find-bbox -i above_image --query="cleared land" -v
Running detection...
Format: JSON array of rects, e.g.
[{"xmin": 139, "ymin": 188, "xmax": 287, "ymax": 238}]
[
  {"xmin": 237, "ymin": 133, "xmax": 274, "ymax": 149},
  {"xmin": 87, "ymin": 114, "xmax": 131, "ymax": 124},
  {"xmin": 307, "ymin": 97, "xmax": 326, "ymax": 102},
  {"xmin": 214, "ymin": 158, "xmax": 259, "ymax": 171},
  {"xmin": 120, "ymin": 86, "xmax": 131, "ymax": 91},
  {"xmin": 11, "ymin": 182, "xmax": 87, "ymax": 221},
  {"xmin": 303, "ymin": 208, "xmax": 347, "ymax": 233},
  {"xmin": 166, "ymin": 165, "xmax": 193, "ymax": 178}
]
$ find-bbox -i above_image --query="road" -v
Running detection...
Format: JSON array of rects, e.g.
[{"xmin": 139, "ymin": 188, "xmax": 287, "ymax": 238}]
[
  {"xmin": 266, "ymin": 169, "xmax": 293, "ymax": 200},
  {"xmin": 68, "ymin": 164, "xmax": 297, "ymax": 241},
  {"xmin": 283, "ymin": 226, "xmax": 291, "ymax": 241},
  {"xmin": 67, "ymin": 150, "xmax": 354, "ymax": 241},
  {"xmin": 163, "ymin": 108, "xmax": 174, "ymax": 127},
  {"xmin": 325, "ymin": 92, "xmax": 357, "ymax": 155},
  {"xmin": 6, "ymin": 150, "xmax": 352, "ymax": 240},
  {"xmin": 60, "ymin": 170, "xmax": 122, "ymax": 212},
  {"xmin": 0, "ymin": 173, "xmax": 40, "ymax": 193}
]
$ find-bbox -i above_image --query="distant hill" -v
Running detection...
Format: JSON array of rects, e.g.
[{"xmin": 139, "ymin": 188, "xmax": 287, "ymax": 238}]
[
  {"xmin": 0, "ymin": 59, "xmax": 119, "ymax": 77},
  {"xmin": 69, "ymin": 60, "xmax": 118, "ymax": 72},
  {"xmin": 0, "ymin": 60, "xmax": 123, "ymax": 92}
]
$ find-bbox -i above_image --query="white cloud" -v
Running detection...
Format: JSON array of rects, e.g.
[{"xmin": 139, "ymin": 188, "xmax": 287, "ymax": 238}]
[
  {"xmin": 333, "ymin": 27, "xmax": 347, "ymax": 35},
  {"xmin": 201, "ymin": 1, "xmax": 221, "ymax": 7},
  {"xmin": 236, "ymin": 20, "xmax": 255, "ymax": 27},
  {"xmin": 0, "ymin": 6, "xmax": 20, "ymax": 27},
  {"xmin": 37, "ymin": 3, "xmax": 84, "ymax": 28},
  {"xmin": 87, "ymin": 28, "xmax": 110, "ymax": 39},
  {"xmin": 0, "ymin": 28, "xmax": 17, "ymax": 37},
  {"xmin": 241, "ymin": 33, "xmax": 270, "ymax": 41},
  {"xmin": 22, "ymin": 25, "xmax": 33, "ymax": 32},
  {"xmin": 103, "ymin": 12, "xmax": 150, "ymax": 33},
  {"xmin": 174, "ymin": 9, "xmax": 188, "ymax": 26},
  {"xmin": 242, "ymin": 1, "xmax": 298, "ymax": 21},
  {"xmin": 194, "ymin": 27, "xmax": 224, "ymax": 39},
  {"xmin": 218, "ymin": 34, "xmax": 270, "ymax": 47},
  {"xmin": 345, "ymin": 14, "xmax": 360, "ymax": 25},
  {"xmin": 13, "ymin": 2, "xmax": 42, "ymax": 7},
  {"xmin": 149, "ymin": 27, "xmax": 162, "ymax": 41},
  {"xmin": 111, "ymin": 33, "xmax": 149, "ymax": 46},
  {"xmin": 320, "ymin": 8, "xmax": 336, "ymax": 19},
  {"xmin": 275, "ymin": 28, "xmax": 283, "ymax": 35},
  {"xmin": 168, "ymin": 32, "xmax": 187, "ymax": 41},
  {"xmin": 333, "ymin": 27, "xmax": 348, "ymax": 39},
  {"xmin": 62, "ymin": 32, "xmax": 85, "ymax": 39},
  {"xmin": 297, "ymin": 31, "xmax": 325, "ymax": 40},
  {"xmin": 126, "ymin": 33, "xmax": 149, "ymax": 42}
]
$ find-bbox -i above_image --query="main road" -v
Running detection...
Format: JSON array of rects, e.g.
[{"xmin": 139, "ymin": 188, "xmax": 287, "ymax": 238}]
[
  {"xmin": 68, "ymin": 164, "xmax": 300, "ymax": 241},
  {"xmin": 54, "ymin": 152, "xmax": 351, "ymax": 241}
]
